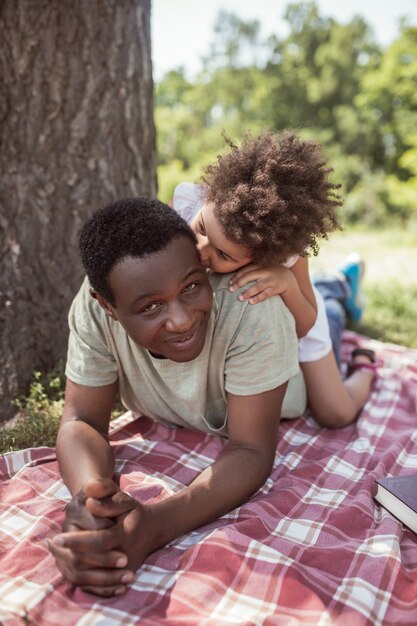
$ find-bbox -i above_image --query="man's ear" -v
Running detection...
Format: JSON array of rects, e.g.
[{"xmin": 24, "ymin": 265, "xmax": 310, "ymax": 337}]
[{"xmin": 89, "ymin": 288, "xmax": 118, "ymax": 320}]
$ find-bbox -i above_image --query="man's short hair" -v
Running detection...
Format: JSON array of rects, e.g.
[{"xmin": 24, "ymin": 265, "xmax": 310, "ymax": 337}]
[{"xmin": 79, "ymin": 196, "xmax": 197, "ymax": 305}]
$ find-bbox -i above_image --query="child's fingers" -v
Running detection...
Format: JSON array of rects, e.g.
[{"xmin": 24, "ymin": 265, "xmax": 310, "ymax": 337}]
[
  {"xmin": 237, "ymin": 283, "xmax": 263, "ymax": 301},
  {"xmin": 238, "ymin": 284, "xmax": 274, "ymax": 303},
  {"xmin": 246, "ymin": 289, "xmax": 273, "ymax": 304},
  {"xmin": 229, "ymin": 269, "xmax": 263, "ymax": 292}
]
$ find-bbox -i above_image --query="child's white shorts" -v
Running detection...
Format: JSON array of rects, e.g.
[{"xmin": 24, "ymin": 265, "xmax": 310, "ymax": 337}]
[{"xmin": 298, "ymin": 286, "xmax": 332, "ymax": 363}]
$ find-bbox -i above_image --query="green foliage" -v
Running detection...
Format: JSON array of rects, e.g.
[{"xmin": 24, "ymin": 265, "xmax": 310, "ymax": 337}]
[
  {"xmin": 0, "ymin": 367, "xmax": 124, "ymax": 454},
  {"xmin": 386, "ymin": 134, "xmax": 417, "ymax": 222},
  {"xmin": 360, "ymin": 283, "xmax": 417, "ymax": 349},
  {"xmin": 341, "ymin": 172, "xmax": 391, "ymax": 226},
  {"xmin": 154, "ymin": 2, "xmax": 417, "ymax": 226},
  {"xmin": 0, "ymin": 370, "xmax": 64, "ymax": 453},
  {"xmin": 157, "ymin": 160, "xmax": 189, "ymax": 205}
]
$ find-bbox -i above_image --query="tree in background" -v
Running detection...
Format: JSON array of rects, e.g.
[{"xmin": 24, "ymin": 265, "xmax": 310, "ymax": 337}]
[{"xmin": 0, "ymin": 0, "xmax": 156, "ymax": 420}]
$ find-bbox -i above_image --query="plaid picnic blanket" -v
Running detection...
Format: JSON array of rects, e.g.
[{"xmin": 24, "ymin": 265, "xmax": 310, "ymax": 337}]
[{"xmin": 1, "ymin": 331, "xmax": 417, "ymax": 626}]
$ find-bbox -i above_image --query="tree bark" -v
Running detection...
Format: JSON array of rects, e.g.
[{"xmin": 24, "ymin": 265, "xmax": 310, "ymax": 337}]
[{"xmin": 0, "ymin": 0, "xmax": 156, "ymax": 420}]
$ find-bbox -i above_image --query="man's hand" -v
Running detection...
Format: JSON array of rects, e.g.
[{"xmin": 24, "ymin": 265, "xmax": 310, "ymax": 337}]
[
  {"xmin": 229, "ymin": 264, "xmax": 295, "ymax": 304},
  {"xmin": 62, "ymin": 478, "xmax": 136, "ymax": 532},
  {"xmin": 82, "ymin": 478, "xmax": 139, "ymax": 523},
  {"xmin": 49, "ymin": 479, "xmax": 155, "ymax": 596}
]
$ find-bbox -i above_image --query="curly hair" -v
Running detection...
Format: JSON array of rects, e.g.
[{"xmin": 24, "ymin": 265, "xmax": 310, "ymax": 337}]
[
  {"xmin": 79, "ymin": 196, "xmax": 197, "ymax": 305},
  {"xmin": 200, "ymin": 129, "xmax": 342, "ymax": 264}
]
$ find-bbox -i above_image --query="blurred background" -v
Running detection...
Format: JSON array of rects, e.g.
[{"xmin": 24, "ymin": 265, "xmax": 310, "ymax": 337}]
[{"xmin": 152, "ymin": 0, "xmax": 417, "ymax": 225}]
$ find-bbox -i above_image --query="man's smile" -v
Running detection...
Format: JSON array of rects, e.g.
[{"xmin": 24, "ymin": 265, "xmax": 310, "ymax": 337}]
[{"xmin": 165, "ymin": 321, "xmax": 203, "ymax": 351}]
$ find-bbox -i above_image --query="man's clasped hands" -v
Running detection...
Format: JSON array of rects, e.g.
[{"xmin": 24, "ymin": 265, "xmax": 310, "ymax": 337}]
[{"xmin": 48, "ymin": 479, "xmax": 151, "ymax": 597}]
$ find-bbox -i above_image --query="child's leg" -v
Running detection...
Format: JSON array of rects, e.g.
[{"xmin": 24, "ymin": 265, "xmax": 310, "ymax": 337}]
[
  {"xmin": 304, "ymin": 254, "xmax": 374, "ymax": 427},
  {"xmin": 312, "ymin": 254, "xmax": 365, "ymax": 365},
  {"xmin": 301, "ymin": 349, "xmax": 375, "ymax": 428}
]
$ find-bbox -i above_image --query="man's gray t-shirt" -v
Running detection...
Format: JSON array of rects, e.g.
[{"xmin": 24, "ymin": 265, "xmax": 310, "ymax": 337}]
[{"xmin": 66, "ymin": 272, "xmax": 306, "ymax": 436}]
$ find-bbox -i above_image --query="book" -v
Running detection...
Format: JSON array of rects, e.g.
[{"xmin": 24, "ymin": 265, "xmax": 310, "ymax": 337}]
[{"xmin": 372, "ymin": 474, "xmax": 417, "ymax": 535}]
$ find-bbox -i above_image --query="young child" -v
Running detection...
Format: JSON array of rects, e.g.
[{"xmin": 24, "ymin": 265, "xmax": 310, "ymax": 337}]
[{"xmin": 173, "ymin": 129, "xmax": 377, "ymax": 428}]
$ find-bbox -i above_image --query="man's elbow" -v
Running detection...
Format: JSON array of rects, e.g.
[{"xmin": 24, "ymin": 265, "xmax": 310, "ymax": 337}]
[
  {"xmin": 230, "ymin": 443, "xmax": 275, "ymax": 489},
  {"xmin": 57, "ymin": 416, "xmax": 109, "ymax": 442},
  {"xmin": 249, "ymin": 452, "xmax": 275, "ymax": 493}
]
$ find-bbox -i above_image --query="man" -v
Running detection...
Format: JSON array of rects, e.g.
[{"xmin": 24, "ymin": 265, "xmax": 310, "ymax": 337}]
[{"xmin": 49, "ymin": 196, "xmax": 306, "ymax": 597}]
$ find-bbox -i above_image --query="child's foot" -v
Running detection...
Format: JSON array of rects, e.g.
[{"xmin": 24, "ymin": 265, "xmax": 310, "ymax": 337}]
[{"xmin": 337, "ymin": 253, "xmax": 365, "ymax": 323}]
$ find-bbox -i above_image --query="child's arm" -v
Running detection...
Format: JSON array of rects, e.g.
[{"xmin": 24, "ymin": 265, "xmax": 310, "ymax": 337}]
[{"xmin": 229, "ymin": 256, "xmax": 317, "ymax": 338}]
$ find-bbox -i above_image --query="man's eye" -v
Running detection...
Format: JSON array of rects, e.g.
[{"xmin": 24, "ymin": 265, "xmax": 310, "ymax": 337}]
[
  {"xmin": 183, "ymin": 282, "xmax": 199, "ymax": 294},
  {"xmin": 142, "ymin": 302, "xmax": 161, "ymax": 313}
]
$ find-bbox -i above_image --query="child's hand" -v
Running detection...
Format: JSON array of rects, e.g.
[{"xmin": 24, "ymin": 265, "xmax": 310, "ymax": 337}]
[{"xmin": 229, "ymin": 264, "xmax": 295, "ymax": 304}]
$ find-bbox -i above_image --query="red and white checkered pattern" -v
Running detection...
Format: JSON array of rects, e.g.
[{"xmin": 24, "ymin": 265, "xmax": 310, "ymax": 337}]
[{"xmin": 1, "ymin": 332, "xmax": 417, "ymax": 625}]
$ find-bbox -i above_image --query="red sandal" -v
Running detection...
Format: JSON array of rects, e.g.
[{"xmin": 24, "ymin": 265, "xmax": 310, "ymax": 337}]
[{"xmin": 347, "ymin": 348, "xmax": 378, "ymax": 378}]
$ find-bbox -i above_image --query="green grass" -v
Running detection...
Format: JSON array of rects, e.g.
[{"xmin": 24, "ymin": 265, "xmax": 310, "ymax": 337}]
[
  {"xmin": 0, "ymin": 371, "xmax": 64, "ymax": 454},
  {"xmin": 310, "ymin": 226, "xmax": 417, "ymax": 349},
  {"xmin": 1, "ymin": 226, "xmax": 416, "ymax": 454},
  {"xmin": 0, "ymin": 369, "xmax": 124, "ymax": 454},
  {"xmin": 360, "ymin": 284, "xmax": 417, "ymax": 348}
]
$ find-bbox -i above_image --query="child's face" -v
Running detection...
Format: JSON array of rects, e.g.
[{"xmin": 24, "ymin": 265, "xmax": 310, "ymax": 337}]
[{"xmin": 190, "ymin": 203, "xmax": 253, "ymax": 274}]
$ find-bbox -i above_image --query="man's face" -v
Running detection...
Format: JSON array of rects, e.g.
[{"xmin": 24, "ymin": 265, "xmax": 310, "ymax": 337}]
[{"xmin": 97, "ymin": 236, "xmax": 213, "ymax": 362}]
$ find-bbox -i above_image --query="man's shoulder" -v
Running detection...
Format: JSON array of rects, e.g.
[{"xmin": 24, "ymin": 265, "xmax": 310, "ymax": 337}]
[
  {"xmin": 208, "ymin": 271, "xmax": 295, "ymax": 347},
  {"xmin": 69, "ymin": 277, "xmax": 113, "ymax": 336},
  {"xmin": 71, "ymin": 276, "xmax": 100, "ymax": 315}
]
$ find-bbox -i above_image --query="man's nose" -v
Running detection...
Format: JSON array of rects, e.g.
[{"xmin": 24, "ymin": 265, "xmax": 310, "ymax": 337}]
[{"xmin": 165, "ymin": 300, "xmax": 194, "ymax": 332}]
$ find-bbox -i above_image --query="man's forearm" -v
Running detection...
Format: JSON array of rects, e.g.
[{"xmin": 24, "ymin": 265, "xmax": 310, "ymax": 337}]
[
  {"xmin": 146, "ymin": 443, "xmax": 273, "ymax": 553},
  {"xmin": 49, "ymin": 448, "xmax": 273, "ymax": 596},
  {"xmin": 56, "ymin": 420, "xmax": 114, "ymax": 495}
]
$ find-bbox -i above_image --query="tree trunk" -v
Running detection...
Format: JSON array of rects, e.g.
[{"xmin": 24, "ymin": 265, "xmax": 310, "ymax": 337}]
[{"xmin": 0, "ymin": 0, "xmax": 156, "ymax": 420}]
